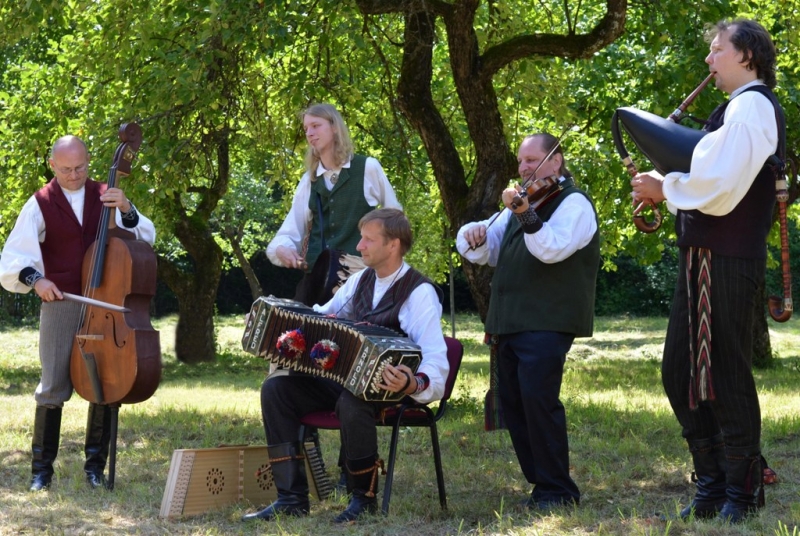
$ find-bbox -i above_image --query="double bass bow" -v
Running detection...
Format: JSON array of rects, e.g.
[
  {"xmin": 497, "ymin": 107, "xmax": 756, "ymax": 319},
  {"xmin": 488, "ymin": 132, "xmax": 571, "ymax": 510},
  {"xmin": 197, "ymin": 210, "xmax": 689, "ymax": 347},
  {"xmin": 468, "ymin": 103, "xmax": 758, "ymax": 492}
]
[{"xmin": 70, "ymin": 122, "xmax": 161, "ymax": 406}]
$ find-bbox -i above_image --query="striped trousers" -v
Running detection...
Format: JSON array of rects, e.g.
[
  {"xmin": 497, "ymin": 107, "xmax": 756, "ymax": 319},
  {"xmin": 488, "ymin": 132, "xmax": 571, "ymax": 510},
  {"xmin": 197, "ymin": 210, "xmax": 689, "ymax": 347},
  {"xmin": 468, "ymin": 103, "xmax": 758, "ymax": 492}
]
[
  {"xmin": 662, "ymin": 250, "xmax": 764, "ymax": 448},
  {"xmin": 35, "ymin": 300, "xmax": 83, "ymax": 407}
]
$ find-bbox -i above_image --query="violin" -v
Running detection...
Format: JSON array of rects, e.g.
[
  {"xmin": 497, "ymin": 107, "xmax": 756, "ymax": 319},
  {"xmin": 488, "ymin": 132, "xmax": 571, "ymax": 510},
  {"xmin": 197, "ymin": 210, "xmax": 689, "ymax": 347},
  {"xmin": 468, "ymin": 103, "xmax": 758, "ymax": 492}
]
[
  {"xmin": 510, "ymin": 174, "xmax": 562, "ymax": 211},
  {"xmin": 69, "ymin": 123, "xmax": 161, "ymax": 406}
]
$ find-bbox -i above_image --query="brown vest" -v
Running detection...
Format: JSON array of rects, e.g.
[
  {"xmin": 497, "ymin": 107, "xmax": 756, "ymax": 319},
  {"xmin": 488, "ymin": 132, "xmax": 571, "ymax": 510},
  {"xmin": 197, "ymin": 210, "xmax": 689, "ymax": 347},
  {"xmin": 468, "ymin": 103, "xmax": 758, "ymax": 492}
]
[{"xmin": 352, "ymin": 266, "xmax": 439, "ymax": 335}]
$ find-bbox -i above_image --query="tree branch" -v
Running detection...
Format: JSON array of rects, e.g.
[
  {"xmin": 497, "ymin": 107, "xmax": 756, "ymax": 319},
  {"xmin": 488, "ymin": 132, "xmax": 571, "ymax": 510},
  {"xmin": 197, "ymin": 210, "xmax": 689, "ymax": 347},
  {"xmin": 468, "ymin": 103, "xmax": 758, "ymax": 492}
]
[{"xmin": 481, "ymin": 0, "xmax": 627, "ymax": 76}]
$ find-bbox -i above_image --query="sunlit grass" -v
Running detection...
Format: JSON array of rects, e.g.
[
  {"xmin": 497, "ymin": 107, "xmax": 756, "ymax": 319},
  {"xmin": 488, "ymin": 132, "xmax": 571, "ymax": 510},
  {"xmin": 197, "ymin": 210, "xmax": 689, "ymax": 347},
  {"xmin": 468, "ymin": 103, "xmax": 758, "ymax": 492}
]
[{"xmin": 1, "ymin": 313, "xmax": 799, "ymax": 535}]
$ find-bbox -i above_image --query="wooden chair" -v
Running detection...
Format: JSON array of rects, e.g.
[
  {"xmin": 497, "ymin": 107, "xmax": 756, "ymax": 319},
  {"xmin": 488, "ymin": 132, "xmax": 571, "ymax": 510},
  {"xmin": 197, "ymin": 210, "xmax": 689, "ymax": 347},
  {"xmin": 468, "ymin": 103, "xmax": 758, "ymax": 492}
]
[{"xmin": 298, "ymin": 336, "xmax": 464, "ymax": 514}]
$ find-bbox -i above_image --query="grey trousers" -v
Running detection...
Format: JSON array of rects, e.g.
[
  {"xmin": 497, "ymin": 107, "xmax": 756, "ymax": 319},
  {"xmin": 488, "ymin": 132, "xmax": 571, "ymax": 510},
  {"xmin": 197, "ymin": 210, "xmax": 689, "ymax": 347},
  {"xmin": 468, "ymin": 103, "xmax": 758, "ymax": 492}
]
[{"xmin": 36, "ymin": 300, "xmax": 83, "ymax": 407}]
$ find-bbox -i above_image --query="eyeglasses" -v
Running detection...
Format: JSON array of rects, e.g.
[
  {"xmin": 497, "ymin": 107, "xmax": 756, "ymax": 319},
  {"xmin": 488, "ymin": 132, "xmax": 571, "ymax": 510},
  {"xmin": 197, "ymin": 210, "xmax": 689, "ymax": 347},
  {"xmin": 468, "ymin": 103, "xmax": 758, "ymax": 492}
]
[{"xmin": 56, "ymin": 163, "xmax": 88, "ymax": 175}]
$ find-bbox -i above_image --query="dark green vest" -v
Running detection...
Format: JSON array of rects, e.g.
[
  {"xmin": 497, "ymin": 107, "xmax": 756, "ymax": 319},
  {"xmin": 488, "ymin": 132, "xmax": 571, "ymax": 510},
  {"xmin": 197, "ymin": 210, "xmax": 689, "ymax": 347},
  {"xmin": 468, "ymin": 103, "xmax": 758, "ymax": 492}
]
[
  {"xmin": 485, "ymin": 179, "xmax": 600, "ymax": 337},
  {"xmin": 306, "ymin": 154, "xmax": 372, "ymax": 270}
]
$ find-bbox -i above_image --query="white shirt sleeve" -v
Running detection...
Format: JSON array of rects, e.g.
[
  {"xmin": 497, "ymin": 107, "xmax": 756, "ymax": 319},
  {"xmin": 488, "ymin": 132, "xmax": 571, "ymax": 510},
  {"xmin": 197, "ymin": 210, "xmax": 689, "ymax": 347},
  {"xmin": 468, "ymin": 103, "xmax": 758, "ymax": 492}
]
[
  {"xmin": 662, "ymin": 88, "xmax": 778, "ymax": 216},
  {"xmin": 266, "ymin": 172, "xmax": 314, "ymax": 267},
  {"xmin": 363, "ymin": 157, "xmax": 402, "ymax": 209},
  {"xmin": 523, "ymin": 193, "xmax": 597, "ymax": 264},
  {"xmin": 455, "ymin": 210, "xmax": 509, "ymax": 267},
  {"xmin": 456, "ymin": 188, "xmax": 597, "ymax": 265},
  {"xmin": 117, "ymin": 205, "xmax": 156, "ymax": 245},
  {"xmin": 0, "ymin": 197, "xmax": 45, "ymax": 293},
  {"xmin": 397, "ymin": 283, "xmax": 448, "ymax": 404}
]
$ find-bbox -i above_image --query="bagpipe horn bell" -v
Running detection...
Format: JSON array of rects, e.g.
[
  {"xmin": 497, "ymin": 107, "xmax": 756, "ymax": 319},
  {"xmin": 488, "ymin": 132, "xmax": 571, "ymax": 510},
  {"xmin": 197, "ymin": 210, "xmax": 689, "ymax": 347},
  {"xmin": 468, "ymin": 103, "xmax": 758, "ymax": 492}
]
[{"xmin": 615, "ymin": 107, "xmax": 708, "ymax": 175}]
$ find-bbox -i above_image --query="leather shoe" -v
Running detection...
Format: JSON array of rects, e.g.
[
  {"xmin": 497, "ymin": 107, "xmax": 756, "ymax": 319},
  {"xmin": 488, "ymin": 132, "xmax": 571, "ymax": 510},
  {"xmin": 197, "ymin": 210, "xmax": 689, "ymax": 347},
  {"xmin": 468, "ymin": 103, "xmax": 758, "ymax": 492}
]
[
  {"xmin": 86, "ymin": 472, "xmax": 107, "ymax": 490},
  {"xmin": 524, "ymin": 496, "xmax": 578, "ymax": 512},
  {"xmin": 30, "ymin": 473, "xmax": 52, "ymax": 492},
  {"xmin": 333, "ymin": 493, "xmax": 377, "ymax": 523},
  {"xmin": 241, "ymin": 502, "xmax": 308, "ymax": 522}
]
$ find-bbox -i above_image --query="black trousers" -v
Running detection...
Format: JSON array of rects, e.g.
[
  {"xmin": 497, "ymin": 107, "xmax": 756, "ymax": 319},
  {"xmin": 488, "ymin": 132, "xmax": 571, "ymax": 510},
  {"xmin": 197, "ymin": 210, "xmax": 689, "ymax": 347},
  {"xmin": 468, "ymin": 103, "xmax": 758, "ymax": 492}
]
[
  {"xmin": 261, "ymin": 373, "xmax": 393, "ymax": 460},
  {"xmin": 662, "ymin": 250, "xmax": 763, "ymax": 448},
  {"xmin": 497, "ymin": 330, "xmax": 580, "ymax": 503}
]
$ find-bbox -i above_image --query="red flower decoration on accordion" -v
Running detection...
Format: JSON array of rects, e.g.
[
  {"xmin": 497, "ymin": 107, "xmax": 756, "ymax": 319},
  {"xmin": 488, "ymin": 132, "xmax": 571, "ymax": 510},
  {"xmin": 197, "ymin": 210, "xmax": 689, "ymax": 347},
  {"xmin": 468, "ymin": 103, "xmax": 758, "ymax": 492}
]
[
  {"xmin": 310, "ymin": 339, "xmax": 340, "ymax": 370},
  {"xmin": 276, "ymin": 328, "xmax": 306, "ymax": 360}
]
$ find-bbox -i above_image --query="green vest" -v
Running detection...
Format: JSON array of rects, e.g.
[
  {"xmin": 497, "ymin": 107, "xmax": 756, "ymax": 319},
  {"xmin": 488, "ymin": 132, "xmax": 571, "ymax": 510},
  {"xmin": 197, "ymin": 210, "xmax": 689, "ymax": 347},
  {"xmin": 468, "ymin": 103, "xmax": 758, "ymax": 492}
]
[
  {"xmin": 485, "ymin": 179, "xmax": 600, "ymax": 337},
  {"xmin": 306, "ymin": 154, "xmax": 372, "ymax": 270}
]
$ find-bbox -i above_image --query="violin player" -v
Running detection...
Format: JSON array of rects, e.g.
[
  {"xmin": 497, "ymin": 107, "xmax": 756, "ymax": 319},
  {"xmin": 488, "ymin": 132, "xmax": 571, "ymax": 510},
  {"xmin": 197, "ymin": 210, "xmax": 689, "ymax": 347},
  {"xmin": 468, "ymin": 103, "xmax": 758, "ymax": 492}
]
[
  {"xmin": 0, "ymin": 135, "xmax": 155, "ymax": 491},
  {"xmin": 457, "ymin": 133, "xmax": 600, "ymax": 511},
  {"xmin": 631, "ymin": 19, "xmax": 783, "ymax": 523}
]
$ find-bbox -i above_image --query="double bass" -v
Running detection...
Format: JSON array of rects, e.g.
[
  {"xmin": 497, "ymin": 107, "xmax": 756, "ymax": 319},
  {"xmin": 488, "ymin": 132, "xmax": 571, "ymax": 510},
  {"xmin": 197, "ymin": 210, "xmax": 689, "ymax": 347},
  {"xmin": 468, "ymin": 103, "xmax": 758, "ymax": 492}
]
[{"xmin": 69, "ymin": 123, "xmax": 161, "ymax": 488}]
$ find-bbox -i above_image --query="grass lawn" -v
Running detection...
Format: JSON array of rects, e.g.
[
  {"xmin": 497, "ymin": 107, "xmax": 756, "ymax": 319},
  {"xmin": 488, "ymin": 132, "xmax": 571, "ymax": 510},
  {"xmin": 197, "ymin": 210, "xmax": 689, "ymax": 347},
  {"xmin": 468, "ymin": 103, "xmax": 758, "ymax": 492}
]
[{"xmin": 1, "ymin": 313, "xmax": 799, "ymax": 535}]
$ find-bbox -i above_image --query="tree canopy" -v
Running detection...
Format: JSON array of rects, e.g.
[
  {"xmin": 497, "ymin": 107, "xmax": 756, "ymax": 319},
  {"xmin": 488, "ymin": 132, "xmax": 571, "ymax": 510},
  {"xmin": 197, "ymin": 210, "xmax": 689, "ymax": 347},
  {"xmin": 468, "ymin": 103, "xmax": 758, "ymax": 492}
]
[{"xmin": 0, "ymin": 0, "xmax": 797, "ymax": 361}]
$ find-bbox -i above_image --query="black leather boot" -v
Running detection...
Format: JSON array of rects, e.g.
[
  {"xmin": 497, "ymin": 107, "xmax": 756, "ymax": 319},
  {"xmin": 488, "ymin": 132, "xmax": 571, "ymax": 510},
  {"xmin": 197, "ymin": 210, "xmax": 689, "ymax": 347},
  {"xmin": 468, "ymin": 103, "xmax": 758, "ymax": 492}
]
[
  {"xmin": 30, "ymin": 406, "xmax": 62, "ymax": 492},
  {"xmin": 334, "ymin": 455, "xmax": 383, "ymax": 524},
  {"xmin": 84, "ymin": 403, "xmax": 112, "ymax": 489},
  {"xmin": 241, "ymin": 442, "xmax": 310, "ymax": 521},
  {"xmin": 678, "ymin": 434, "xmax": 727, "ymax": 520},
  {"xmin": 717, "ymin": 445, "xmax": 764, "ymax": 524}
]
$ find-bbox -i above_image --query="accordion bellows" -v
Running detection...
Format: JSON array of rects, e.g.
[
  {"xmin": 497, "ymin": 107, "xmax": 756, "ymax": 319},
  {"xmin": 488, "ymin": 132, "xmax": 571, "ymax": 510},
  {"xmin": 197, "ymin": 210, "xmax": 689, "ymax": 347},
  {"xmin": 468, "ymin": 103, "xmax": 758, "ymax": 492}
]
[{"xmin": 242, "ymin": 296, "xmax": 422, "ymax": 401}]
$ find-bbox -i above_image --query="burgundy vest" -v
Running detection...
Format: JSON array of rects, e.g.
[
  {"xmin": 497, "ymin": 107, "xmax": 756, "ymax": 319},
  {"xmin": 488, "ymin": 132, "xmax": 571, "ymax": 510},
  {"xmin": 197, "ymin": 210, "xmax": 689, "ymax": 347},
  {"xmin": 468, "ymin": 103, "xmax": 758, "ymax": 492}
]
[{"xmin": 34, "ymin": 179, "xmax": 106, "ymax": 294}]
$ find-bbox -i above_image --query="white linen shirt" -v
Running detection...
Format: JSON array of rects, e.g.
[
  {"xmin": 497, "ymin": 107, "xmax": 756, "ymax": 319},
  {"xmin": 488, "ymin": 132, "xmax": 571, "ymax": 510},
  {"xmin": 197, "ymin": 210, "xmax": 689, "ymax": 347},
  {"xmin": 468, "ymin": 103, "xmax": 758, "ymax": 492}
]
[
  {"xmin": 0, "ymin": 186, "xmax": 156, "ymax": 294},
  {"xmin": 662, "ymin": 80, "xmax": 778, "ymax": 216},
  {"xmin": 266, "ymin": 156, "xmax": 401, "ymax": 267},
  {"xmin": 313, "ymin": 261, "xmax": 448, "ymax": 405},
  {"xmin": 456, "ymin": 178, "xmax": 597, "ymax": 266}
]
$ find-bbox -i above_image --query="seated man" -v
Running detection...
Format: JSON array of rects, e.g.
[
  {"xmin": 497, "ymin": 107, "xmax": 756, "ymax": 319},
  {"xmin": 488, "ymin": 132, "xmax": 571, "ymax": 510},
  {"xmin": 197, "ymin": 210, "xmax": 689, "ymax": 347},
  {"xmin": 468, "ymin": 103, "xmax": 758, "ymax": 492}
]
[{"xmin": 243, "ymin": 208, "xmax": 449, "ymax": 524}]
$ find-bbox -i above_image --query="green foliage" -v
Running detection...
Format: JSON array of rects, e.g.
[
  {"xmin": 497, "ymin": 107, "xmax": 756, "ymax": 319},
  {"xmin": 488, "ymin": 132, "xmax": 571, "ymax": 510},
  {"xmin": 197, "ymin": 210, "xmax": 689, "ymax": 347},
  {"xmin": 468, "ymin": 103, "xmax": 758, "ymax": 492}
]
[{"xmin": 1, "ymin": 0, "xmax": 799, "ymax": 324}]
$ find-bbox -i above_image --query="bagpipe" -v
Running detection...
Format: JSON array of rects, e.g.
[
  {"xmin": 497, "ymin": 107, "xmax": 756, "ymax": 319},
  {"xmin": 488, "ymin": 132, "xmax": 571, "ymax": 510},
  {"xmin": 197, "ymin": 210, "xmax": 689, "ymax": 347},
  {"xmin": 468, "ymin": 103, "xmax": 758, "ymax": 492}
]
[{"xmin": 610, "ymin": 73, "xmax": 793, "ymax": 322}]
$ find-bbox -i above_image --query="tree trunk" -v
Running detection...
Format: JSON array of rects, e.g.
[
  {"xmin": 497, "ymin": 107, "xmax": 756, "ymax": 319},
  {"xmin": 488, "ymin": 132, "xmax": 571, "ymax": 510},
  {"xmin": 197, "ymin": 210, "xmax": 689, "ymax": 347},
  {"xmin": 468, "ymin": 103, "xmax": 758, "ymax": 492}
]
[
  {"xmin": 157, "ymin": 225, "xmax": 224, "ymax": 363},
  {"xmin": 157, "ymin": 131, "xmax": 230, "ymax": 363}
]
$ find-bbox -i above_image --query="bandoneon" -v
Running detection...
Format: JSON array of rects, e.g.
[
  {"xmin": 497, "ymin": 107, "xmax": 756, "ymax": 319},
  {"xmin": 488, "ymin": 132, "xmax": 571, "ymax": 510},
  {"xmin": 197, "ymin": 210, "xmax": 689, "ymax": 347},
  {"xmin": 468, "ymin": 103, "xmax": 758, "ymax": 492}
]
[{"xmin": 242, "ymin": 296, "xmax": 422, "ymax": 402}]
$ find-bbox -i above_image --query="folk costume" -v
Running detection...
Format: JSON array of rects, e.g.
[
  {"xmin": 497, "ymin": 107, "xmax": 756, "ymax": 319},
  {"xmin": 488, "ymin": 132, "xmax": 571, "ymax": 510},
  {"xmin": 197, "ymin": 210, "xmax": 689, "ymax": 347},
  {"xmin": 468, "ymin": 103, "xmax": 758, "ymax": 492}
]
[
  {"xmin": 266, "ymin": 155, "xmax": 401, "ymax": 306},
  {"xmin": 0, "ymin": 178, "xmax": 155, "ymax": 491},
  {"xmin": 660, "ymin": 81, "xmax": 782, "ymax": 521},
  {"xmin": 245, "ymin": 262, "xmax": 448, "ymax": 523},
  {"xmin": 457, "ymin": 176, "xmax": 600, "ymax": 508}
]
